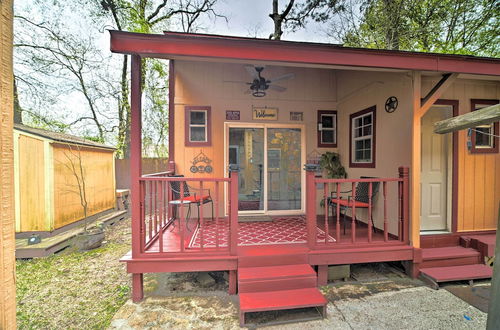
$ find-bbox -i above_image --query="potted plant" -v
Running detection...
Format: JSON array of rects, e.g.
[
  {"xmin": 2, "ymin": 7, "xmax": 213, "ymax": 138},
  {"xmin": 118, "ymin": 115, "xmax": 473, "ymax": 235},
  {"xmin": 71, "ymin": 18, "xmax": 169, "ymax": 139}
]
[
  {"xmin": 63, "ymin": 145, "xmax": 105, "ymax": 250},
  {"xmin": 319, "ymin": 152, "xmax": 347, "ymax": 207},
  {"xmin": 319, "ymin": 151, "xmax": 347, "ymax": 179}
]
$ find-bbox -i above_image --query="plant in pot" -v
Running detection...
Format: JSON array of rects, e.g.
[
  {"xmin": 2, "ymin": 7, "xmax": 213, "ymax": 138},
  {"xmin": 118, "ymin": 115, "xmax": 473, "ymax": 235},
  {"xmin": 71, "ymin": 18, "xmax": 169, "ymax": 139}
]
[
  {"xmin": 62, "ymin": 144, "xmax": 105, "ymax": 250},
  {"xmin": 319, "ymin": 151, "xmax": 347, "ymax": 207}
]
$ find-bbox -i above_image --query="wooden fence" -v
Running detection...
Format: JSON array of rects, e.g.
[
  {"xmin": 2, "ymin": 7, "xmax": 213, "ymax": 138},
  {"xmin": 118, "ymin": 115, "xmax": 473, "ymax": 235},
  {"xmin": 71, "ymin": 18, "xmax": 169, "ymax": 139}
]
[{"xmin": 115, "ymin": 158, "xmax": 172, "ymax": 189}]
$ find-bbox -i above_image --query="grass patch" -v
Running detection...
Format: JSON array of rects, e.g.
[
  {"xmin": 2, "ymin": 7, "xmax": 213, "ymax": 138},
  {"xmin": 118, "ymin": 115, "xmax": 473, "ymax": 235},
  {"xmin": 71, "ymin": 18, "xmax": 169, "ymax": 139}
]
[{"xmin": 17, "ymin": 219, "xmax": 132, "ymax": 329}]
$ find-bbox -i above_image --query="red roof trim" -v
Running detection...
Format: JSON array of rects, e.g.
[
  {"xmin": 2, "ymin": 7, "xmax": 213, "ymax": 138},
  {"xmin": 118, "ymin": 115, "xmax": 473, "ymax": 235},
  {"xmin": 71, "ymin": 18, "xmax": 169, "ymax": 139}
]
[{"xmin": 110, "ymin": 30, "xmax": 500, "ymax": 76}]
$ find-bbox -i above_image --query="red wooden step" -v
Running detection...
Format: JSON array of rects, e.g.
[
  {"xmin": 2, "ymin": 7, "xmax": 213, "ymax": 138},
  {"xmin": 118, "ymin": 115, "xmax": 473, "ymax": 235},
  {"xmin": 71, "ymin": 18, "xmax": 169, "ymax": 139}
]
[
  {"xmin": 420, "ymin": 264, "xmax": 492, "ymax": 286},
  {"xmin": 239, "ymin": 264, "xmax": 316, "ymax": 281},
  {"xmin": 239, "ymin": 288, "xmax": 327, "ymax": 326},
  {"xmin": 422, "ymin": 246, "xmax": 480, "ymax": 260},
  {"xmin": 238, "ymin": 264, "xmax": 317, "ymax": 293},
  {"xmin": 421, "ymin": 246, "xmax": 481, "ymax": 268}
]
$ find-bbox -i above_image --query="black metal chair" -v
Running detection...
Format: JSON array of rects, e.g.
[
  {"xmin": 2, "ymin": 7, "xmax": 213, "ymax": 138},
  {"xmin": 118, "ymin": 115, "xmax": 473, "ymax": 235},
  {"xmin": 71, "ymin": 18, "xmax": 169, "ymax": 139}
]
[
  {"xmin": 329, "ymin": 177, "xmax": 380, "ymax": 234},
  {"xmin": 168, "ymin": 175, "xmax": 214, "ymax": 231}
]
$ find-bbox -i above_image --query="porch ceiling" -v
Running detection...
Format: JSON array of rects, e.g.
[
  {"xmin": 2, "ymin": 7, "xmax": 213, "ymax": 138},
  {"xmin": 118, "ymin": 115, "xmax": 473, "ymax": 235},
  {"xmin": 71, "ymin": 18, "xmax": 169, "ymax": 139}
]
[{"xmin": 109, "ymin": 30, "xmax": 500, "ymax": 76}]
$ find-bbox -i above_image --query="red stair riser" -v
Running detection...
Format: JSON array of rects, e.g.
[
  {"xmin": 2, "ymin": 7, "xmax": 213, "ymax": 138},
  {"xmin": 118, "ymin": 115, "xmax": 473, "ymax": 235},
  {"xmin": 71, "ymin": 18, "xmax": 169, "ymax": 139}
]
[
  {"xmin": 238, "ymin": 254, "xmax": 308, "ymax": 267},
  {"xmin": 238, "ymin": 264, "xmax": 315, "ymax": 281},
  {"xmin": 420, "ymin": 256, "xmax": 481, "ymax": 269},
  {"xmin": 238, "ymin": 276, "xmax": 317, "ymax": 293},
  {"xmin": 239, "ymin": 288, "xmax": 327, "ymax": 312}
]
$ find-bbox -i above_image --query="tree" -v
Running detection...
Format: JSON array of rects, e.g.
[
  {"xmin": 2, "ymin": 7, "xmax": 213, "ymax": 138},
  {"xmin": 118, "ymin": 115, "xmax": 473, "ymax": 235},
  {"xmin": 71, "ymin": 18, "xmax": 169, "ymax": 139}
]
[
  {"xmin": 330, "ymin": 0, "xmax": 500, "ymax": 56},
  {"xmin": 14, "ymin": 1, "xmax": 118, "ymax": 141},
  {"xmin": 96, "ymin": 0, "xmax": 224, "ymax": 157},
  {"xmin": 268, "ymin": 0, "xmax": 344, "ymax": 40}
]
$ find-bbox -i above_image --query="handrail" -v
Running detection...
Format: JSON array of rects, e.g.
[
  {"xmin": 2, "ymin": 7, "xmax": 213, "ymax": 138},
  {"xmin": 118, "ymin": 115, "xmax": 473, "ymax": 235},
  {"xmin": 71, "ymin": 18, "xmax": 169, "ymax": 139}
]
[
  {"xmin": 135, "ymin": 175, "xmax": 236, "ymax": 257},
  {"xmin": 140, "ymin": 176, "xmax": 231, "ymax": 182},
  {"xmin": 141, "ymin": 170, "xmax": 174, "ymax": 178},
  {"xmin": 315, "ymin": 177, "xmax": 403, "ymax": 183},
  {"xmin": 305, "ymin": 166, "xmax": 410, "ymax": 248}
]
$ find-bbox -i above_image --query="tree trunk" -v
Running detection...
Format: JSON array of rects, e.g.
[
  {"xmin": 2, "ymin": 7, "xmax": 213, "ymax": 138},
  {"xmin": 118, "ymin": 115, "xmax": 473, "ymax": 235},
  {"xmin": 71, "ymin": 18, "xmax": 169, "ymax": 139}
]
[
  {"xmin": 0, "ymin": 0, "xmax": 17, "ymax": 328},
  {"xmin": 13, "ymin": 79, "xmax": 23, "ymax": 124}
]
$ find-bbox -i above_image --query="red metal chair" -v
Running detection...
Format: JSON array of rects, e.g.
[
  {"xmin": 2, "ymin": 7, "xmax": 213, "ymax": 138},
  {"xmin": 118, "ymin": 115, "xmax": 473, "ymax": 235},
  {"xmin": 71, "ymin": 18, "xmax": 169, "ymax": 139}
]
[
  {"xmin": 168, "ymin": 175, "xmax": 214, "ymax": 231},
  {"xmin": 329, "ymin": 177, "xmax": 380, "ymax": 234}
]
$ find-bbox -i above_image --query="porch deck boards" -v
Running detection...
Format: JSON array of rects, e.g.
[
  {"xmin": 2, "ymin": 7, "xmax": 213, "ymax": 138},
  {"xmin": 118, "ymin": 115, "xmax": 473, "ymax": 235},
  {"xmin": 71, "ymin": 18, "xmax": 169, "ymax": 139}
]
[{"xmin": 144, "ymin": 216, "xmax": 399, "ymax": 253}]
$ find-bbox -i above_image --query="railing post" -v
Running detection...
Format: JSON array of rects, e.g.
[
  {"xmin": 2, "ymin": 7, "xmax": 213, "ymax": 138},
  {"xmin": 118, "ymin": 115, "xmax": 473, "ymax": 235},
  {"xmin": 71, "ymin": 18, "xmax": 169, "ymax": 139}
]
[
  {"xmin": 229, "ymin": 165, "xmax": 240, "ymax": 256},
  {"xmin": 304, "ymin": 164, "xmax": 319, "ymax": 249},
  {"xmin": 399, "ymin": 166, "xmax": 410, "ymax": 244}
]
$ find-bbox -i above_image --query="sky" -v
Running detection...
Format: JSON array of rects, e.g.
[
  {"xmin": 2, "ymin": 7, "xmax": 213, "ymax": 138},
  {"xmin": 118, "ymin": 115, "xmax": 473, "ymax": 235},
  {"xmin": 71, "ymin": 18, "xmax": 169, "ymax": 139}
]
[{"xmin": 197, "ymin": 0, "xmax": 333, "ymax": 43}]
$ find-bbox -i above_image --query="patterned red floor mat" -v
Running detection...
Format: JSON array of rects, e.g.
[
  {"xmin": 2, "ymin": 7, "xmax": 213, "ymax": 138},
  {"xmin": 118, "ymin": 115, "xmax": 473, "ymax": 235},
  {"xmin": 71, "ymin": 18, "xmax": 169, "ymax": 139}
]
[{"xmin": 188, "ymin": 216, "xmax": 335, "ymax": 248}]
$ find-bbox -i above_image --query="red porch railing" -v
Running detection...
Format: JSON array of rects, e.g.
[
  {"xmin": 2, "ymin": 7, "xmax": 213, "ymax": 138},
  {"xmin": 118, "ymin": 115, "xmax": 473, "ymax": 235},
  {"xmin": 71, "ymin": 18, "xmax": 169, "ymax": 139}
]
[
  {"xmin": 135, "ymin": 170, "xmax": 239, "ymax": 257},
  {"xmin": 305, "ymin": 165, "xmax": 410, "ymax": 249}
]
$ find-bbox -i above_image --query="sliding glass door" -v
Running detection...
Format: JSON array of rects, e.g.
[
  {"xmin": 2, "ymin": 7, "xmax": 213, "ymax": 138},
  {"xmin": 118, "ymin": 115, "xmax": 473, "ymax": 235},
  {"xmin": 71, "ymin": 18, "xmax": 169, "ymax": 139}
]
[{"xmin": 227, "ymin": 124, "xmax": 304, "ymax": 214}]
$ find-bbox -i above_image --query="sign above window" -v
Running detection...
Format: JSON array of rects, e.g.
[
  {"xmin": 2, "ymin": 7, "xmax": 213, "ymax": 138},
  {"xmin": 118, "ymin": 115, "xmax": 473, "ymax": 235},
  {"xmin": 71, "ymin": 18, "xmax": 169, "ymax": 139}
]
[{"xmin": 253, "ymin": 107, "xmax": 278, "ymax": 120}]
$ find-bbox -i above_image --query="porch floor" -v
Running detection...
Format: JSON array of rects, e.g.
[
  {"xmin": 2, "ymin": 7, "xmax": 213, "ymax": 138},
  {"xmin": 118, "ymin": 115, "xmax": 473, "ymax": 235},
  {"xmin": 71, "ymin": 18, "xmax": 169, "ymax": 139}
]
[{"xmin": 145, "ymin": 215, "xmax": 398, "ymax": 253}]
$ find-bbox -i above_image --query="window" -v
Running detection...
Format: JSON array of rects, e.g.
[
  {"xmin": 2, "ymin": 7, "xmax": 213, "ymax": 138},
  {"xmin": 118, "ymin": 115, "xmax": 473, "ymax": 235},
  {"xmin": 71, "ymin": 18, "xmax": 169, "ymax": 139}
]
[
  {"xmin": 185, "ymin": 106, "xmax": 211, "ymax": 146},
  {"xmin": 470, "ymin": 99, "xmax": 498, "ymax": 154},
  {"xmin": 317, "ymin": 110, "xmax": 337, "ymax": 147},
  {"xmin": 350, "ymin": 106, "xmax": 376, "ymax": 168}
]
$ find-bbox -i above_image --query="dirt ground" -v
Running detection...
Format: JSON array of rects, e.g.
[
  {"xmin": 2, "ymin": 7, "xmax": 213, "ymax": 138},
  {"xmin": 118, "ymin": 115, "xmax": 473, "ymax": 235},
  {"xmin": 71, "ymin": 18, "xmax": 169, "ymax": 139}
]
[
  {"xmin": 110, "ymin": 263, "xmax": 489, "ymax": 329},
  {"xmin": 16, "ymin": 218, "xmax": 133, "ymax": 329}
]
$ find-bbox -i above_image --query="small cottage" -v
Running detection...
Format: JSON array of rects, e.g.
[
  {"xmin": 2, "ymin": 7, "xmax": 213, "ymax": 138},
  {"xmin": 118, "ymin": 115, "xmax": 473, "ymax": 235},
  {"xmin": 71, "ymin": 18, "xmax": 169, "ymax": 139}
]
[{"xmin": 14, "ymin": 124, "xmax": 116, "ymax": 236}]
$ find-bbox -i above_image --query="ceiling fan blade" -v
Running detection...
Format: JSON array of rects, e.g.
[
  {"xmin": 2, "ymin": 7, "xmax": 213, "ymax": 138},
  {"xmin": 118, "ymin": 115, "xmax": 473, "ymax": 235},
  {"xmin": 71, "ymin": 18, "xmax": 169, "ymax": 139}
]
[
  {"xmin": 244, "ymin": 65, "xmax": 259, "ymax": 80},
  {"xmin": 269, "ymin": 73, "xmax": 295, "ymax": 83},
  {"xmin": 268, "ymin": 85, "xmax": 287, "ymax": 92},
  {"xmin": 223, "ymin": 80, "xmax": 251, "ymax": 85}
]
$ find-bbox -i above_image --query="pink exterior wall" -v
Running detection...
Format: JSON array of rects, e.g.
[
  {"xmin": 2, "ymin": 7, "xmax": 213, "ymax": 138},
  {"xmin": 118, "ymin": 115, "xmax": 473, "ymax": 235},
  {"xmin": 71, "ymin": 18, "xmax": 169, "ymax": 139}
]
[{"xmin": 172, "ymin": 59, "xmax": 499, "ymax": 233}]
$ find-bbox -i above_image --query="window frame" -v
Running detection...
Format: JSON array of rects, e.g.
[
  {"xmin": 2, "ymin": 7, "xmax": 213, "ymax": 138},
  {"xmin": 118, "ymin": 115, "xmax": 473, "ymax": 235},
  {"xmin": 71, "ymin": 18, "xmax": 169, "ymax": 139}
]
[
  {"xmin": 317, "ymin": 110, "xmax": 337, "ymax": 148},
  {"xmin": 349, "ymin": 106, "xmax": 376, "ymax": 168},
  {"xmin": 185, "ymin": 106, "xmax": 211, "ymax": 146},
  {"xmin": 470, "ymin": 99, "xmax": 499, "ymax": 154}
]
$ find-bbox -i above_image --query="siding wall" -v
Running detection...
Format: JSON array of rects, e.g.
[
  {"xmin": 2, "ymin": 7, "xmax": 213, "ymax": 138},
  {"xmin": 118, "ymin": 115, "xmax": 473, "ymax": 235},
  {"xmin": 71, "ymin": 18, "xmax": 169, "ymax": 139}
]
[
  {"xmin": 423, "ymin": 79, "xmax": 500, "ymax": 231},
  {"xmin": 174, "ymin": 61, "xmax": 337, "ymax": 214},
  {"xmin": 18, "ymin": 135, "xmax": 46, "ymax": 231},
  {"xmin": 173, "ymin": 60, "xmax": 499, "ymax": 232}
]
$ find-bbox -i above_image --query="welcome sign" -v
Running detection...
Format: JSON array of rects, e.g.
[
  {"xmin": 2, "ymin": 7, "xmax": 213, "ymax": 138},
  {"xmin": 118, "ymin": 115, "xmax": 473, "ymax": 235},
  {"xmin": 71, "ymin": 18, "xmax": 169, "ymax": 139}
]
[{"xmin": 252, "ymin": 107, "xmax": 278, "ymax": 120}]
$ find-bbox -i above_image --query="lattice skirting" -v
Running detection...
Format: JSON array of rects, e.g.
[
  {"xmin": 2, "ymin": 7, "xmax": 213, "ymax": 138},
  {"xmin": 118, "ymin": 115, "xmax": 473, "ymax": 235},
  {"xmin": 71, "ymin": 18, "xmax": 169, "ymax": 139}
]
[{"xmin": 188, "ymin": 216, "xmax": 335, "ymax": 248}]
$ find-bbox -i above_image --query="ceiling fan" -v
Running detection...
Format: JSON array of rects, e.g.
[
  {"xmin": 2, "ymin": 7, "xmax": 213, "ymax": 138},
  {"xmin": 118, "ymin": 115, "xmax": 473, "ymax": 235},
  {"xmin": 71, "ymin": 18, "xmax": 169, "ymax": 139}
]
[{"xmin": 227, "ymin": 65, "xmax": 295, "ymax": 97}]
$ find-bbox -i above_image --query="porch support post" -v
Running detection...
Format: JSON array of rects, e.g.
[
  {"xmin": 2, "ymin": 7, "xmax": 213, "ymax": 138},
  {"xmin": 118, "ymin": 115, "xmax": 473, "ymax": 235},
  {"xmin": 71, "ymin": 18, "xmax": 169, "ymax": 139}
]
[
  {"xmin": 317, "ymin": 265, "xmax": 328, "ymax": 286},
  {"xmin": 228, "ymin": 270, "xmax": 237, "ymax": 295},
  {"xmin": 305, "ymin": 164, "xmax": 319, "ymax": 249},
  {"xmin": 411, "ymin": 71, "xmax": 422, "ymax": 248},
  {"xmin": 229, "ymin": 165, "xmax": 239, "ymax": 256},
  {"xmin": 412, "ymin": 72, "xmax": 457, "ymax": 248},
  {"xmin": 131, "ymin": 273, "xmax": 144, "ymax": 302},
  {"xmin": 131, "ymin": 54, "xmax": 143, "ymax": 257}
]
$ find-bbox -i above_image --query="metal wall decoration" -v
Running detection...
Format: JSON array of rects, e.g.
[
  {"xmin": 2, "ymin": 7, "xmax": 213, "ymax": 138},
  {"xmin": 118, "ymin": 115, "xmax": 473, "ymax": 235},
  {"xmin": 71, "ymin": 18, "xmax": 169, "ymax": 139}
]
[
  {"xmin": 385, "ymin": 96, "xmax": 398, "ymax": 113},
  {"xmin": 190, "ymin": 150, "xmax": 213, "ymax": 173},
  {"xmin": 226, "ymin": 110, "xmax": 240, "ymax": 120},
  {"xmin": 290, "ymin": 111, "xmax": 303, "ymax": 121}
]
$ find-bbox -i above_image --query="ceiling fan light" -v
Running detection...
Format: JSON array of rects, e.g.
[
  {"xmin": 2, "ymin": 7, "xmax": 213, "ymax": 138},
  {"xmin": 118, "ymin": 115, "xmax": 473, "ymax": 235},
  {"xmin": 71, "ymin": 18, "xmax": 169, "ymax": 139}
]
[{"xmin": 252, "ymin": 90, "xmax": 266, "ymax": 97}]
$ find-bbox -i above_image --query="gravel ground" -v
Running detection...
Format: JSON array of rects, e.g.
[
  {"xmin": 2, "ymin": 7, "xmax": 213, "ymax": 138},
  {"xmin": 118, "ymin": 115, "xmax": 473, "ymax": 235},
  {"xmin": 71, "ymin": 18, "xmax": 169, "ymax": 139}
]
[
  {"xmin": 16, "ymin": 218, "xmax": 488, "ymax": 329},
  {"xmin": 110, "ymin": 265, "xmax": 488, "ymax": 329}
]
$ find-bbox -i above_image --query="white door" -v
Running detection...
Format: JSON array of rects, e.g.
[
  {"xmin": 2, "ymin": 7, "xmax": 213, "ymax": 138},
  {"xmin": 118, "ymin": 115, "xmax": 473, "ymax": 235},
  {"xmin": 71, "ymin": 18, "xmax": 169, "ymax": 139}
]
[{"xmin": 420, "ymin": 106, "xmax": 452, "ymax": 231}]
